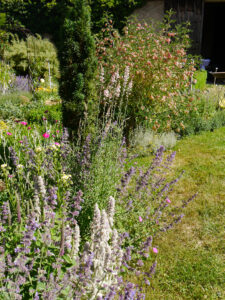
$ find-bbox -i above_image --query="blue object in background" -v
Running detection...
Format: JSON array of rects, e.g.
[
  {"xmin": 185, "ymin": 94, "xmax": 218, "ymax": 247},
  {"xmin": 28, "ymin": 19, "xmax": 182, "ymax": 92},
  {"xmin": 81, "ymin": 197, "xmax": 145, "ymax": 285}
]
[{"xmin": 200, "ymin": 59, "xmax": 211, "ymax": 70}]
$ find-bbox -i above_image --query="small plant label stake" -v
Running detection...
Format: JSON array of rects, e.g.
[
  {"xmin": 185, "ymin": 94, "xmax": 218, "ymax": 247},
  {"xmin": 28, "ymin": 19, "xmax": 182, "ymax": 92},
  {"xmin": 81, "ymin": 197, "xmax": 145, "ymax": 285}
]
[
  {"xmin": 48, "ymin": 61, "xmax": 52, "ymax": 89},
  {"xmin": 214, "ymin": 67, "xmax": 218, "ymax": 85}
]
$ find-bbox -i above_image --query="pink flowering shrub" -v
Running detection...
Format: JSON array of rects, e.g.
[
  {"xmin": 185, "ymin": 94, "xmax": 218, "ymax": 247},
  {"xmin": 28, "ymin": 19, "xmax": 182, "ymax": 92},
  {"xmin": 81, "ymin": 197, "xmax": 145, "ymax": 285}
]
[{"xmin": 96, "ymin": 12, "xmax": 199, "ymax": 135}]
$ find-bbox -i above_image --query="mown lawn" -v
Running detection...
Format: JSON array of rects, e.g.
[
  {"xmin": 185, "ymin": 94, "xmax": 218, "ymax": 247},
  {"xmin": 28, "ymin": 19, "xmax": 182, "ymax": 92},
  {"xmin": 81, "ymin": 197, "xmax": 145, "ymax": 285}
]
[{"xmin": 138, "ymin": 127, "xmax": 225, "ymax": 299}]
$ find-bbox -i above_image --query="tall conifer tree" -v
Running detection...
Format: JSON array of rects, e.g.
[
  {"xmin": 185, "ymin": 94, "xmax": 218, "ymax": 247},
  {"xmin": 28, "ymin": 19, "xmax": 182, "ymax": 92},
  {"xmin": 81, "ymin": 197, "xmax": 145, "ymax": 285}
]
[{"xmin": 59, "ymin": 0, "xmax": 97, "ymax": 134}]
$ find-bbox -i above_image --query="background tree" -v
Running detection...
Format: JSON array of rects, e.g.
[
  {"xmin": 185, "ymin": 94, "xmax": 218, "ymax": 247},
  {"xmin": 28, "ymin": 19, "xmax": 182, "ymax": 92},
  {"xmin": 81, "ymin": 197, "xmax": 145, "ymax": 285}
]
[{"xmin": 58, "ymin": 0, "xmax": 97, "ymax": 134}]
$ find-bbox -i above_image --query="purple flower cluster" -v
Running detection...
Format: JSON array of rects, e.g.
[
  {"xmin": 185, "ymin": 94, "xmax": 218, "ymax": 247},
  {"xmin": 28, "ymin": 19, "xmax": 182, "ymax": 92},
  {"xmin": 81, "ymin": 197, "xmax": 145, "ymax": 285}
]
[{"xmin": 11, "ymin": 75, "xmax": 31, "ymax": 92}]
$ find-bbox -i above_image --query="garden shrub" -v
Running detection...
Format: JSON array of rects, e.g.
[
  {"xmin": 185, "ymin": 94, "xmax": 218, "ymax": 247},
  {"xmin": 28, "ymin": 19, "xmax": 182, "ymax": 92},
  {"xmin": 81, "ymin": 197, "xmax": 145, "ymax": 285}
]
[
  {"xmin": 0, "ymin": 91, "xmax": 61, "ymax": 125},
  {"xmin": 96, "ymin": 12, "xmax": 197, "ymax": 136},
  {"xmin": 59, "ymin": 0, "xmax": 97, "ymax": 135},
  {"xmin": 178, "ymin": 86, "xmax": 225, "ymax": 135},
  {"xmin": 131, "ymin": 127, "xmax": 177, "ymax": 154},
  {"xmin": 4, "ymin": 35, "xmax": 59, "ymax": 82}
]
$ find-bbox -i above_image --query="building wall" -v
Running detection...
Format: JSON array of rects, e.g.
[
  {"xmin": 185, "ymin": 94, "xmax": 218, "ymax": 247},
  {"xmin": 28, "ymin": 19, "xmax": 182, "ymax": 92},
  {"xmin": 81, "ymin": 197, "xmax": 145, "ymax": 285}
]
[{"xmin": 132, "ymin": 0, "xmax": 164, "ymax": 23}]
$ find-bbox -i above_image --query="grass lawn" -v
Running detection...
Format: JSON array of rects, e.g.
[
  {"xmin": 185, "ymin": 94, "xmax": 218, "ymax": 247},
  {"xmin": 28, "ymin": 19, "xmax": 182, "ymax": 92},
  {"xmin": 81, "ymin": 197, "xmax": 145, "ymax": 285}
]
[{"xmin": 138, "ymin": 127, "xmax": 225, "ymax": 299}]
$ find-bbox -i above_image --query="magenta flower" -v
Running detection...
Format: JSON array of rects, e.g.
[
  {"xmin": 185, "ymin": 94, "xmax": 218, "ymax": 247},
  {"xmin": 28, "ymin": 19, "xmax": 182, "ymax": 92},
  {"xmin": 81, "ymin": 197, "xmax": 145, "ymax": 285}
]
[
  {"xmin": 55, "ymin": 142, "xmax": 60, "ymax": 146},
  {"xmin": 166, "ymin": 198, "xmax": 171, "ymax": 204},
  {"xmin": 139, "ymin": 216, "xmax": 143, "ymax": 222},
  {"xmin": 52, "ymin": 134, "xmax": 56, "ymax": 138},
  {"xmin": 20, "ymin": 121, "xmax": 27, "ymax": 126},
  {"xmin": 19, "ymin": 141, "xmax": 23, "ymax": 144},
  {"xmin": 6, "ymin": 132, "xmax": 12, "ymax": 136},
  {"xmin": 56, "ymin": 130, "xmax": 60, "ymax": 134},
  {"xmin": 153, "ymin": 247, "xmax": 158, "ymax": 254},
  {"xmin": 42, "ymin": 133, "xmax": 50, "ymax": 138},
  {"xmin": 28, "ymin": 127, "xmax": 31, "ymax": 130}
]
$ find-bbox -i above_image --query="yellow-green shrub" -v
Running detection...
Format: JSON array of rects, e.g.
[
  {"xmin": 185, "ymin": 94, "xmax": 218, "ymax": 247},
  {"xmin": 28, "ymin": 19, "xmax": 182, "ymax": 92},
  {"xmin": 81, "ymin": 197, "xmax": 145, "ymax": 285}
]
[{"xmin": 4, "ymin": 35, "xmax": 59, "ymax": 80}]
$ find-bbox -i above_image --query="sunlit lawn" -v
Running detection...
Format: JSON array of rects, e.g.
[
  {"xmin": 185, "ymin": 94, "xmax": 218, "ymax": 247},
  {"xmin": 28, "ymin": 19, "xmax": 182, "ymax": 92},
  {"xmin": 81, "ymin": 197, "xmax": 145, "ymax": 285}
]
[{"xmin": 137, "ymin": 127, "xmax": 225, "ymax": 299}]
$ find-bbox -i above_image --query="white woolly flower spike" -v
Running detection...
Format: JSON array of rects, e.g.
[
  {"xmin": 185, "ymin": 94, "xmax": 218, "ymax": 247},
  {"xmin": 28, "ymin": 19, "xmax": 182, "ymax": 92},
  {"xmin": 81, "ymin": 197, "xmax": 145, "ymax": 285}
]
[
  {"xmin": 100, "ymin": 209, "xmax": 111, "ymax": 242},
  {"xmin": 37, "ymin": 176, "xmax": 46, "ymax": 198},
  {"xmin": 73, "ymin": 224, "xmax": 80, "ymax": 260},
  {"xmin": 107, "ymin": 196, "xmax": 115, "ymax": 227}
]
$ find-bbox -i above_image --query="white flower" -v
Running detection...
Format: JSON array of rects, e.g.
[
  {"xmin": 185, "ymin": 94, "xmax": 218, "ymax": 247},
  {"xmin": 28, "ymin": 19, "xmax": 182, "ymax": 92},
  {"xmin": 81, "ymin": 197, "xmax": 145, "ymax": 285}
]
[
  {"xmin": 1, "ymin": 164, "xmax": 7, "ymax": 169},
  {"xmin": 49, "ymin": 144, "xmax": 57, "ymax": 151},
  {"xmin": 73, "ymin": 224, "xmax": 80, "ymax": 259},
  {"xmin": 123, "ymin": 66, "xmax": 130, "ymax": 88},
  {"xmin": 107, "ymin": 196, "xmax": 115, "ymax": 227},
  {"xmin": 35, "ymin": 146, "xmax": 42, "ymax": 153},
  {"xmin": 16, "ymin": 164, "xmax": 24, "ymax": 169},
  {"xmin": 40, "ymin": 78, "xmax": 45, "ymax": 83},
  {"xmin": 61, "ymin": 173, "xmax": 72, "ymax": 184},
  {"xmin": 37, "ymin": 176, "xmax": 46, "ymax": 198},
  {"xmin": 104, "ymin": 89, "xmax": 110, "ymax": 98},
  {"xmin": 115, "ymin": 84, "xmax": 121, "ymax": 98}
]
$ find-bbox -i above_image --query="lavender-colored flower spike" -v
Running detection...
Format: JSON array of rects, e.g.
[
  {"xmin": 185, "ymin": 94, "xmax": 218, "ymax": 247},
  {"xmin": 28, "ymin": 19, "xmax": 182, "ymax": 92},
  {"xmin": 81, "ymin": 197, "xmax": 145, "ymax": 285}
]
[{"xmin": 33, "ymin": 189, "xmax": 41, "ymax": 221}]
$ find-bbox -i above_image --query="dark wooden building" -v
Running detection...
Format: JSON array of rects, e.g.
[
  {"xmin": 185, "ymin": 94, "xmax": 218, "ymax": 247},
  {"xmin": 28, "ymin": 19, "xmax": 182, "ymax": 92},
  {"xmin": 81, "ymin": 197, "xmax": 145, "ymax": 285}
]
[{"xmin": 134, "ymin": 0, "xmax": 225, "ymax": 70}]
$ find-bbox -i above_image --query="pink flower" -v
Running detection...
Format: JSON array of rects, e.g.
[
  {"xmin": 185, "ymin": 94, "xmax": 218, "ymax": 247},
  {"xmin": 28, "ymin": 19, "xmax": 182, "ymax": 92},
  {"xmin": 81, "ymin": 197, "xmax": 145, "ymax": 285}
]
[
  {"xmin": 42, "ymin": 133, "xmax": 50, "ymax": 138},
  {"xmin": 56, "ymin": 130, "xmax": 60, "ymax": 134},
  {"xmin": 20, "ymin": 121, "xmax": 27, "ymax": 126},
  {"xmin": 19, "ymin": 141, "xmax": 23, "ymax": 144},
  {"xmin": 166, "ymin": 198, "xmax": 171, "ymax": 204},
  {"xmin": 153, "ymin": 247, "xmax": 158, "ymax": 254},
  {"xmin": 52, "ymin": 134, "xmax": 55, "ymax": 138},
  {"xmin": 55, "ymin": 142, "xmax": 60, "ymax": 146},
  {"xmin": 139, "ymin": 216, "xmax": 143, "ymax": 222},
  {"xmin": 6, "ymin": 132, "xmax": 12, "ymax": 136},
  {"xmin": 28, "ymin": 127, "xmax": 31, "ymax": 130}
]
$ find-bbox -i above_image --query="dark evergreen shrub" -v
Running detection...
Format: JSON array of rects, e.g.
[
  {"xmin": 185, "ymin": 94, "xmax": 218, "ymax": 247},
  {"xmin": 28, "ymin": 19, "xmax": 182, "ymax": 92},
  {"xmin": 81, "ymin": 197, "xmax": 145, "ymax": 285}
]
[{"xmin": 58, "ymin": 0, "xmax": 97, "ymax": 134}]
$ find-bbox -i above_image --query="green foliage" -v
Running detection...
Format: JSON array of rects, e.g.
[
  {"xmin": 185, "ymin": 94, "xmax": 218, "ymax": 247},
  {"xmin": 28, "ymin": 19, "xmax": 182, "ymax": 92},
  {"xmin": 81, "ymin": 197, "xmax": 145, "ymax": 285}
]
[
  {"xmin": 59, "ymin": 0, "xmax": 97, "ymax": 134},
  {"xmin": 0, "ymin": 1, "xmax": 76, "ymax": 47},
  {"xmin": 97, "ymin": 12, "xmax": 197, "ymax": 136},
  {"xmin": 131, "ymin": 128, "xmax": 177, "ymax": 155},
  {"xmin": 178, "ymin": 87, "xmax": 225, "ymax": 136},
  {"xmin": 0, "ymin": 91, "xmax": 61, "ymax": 125},
  {"xmin": 193, "ymin": 70, "xmax": 207, "ymax": 90},
  {"xmin": 24, "ymin": 103, "xmax": 61, "ymax": 124},
  {"xmin": 89, "ymin": 0, "xmax": 145, "ymax": 32},
  {"xmin": 0, "ymin": 61, "xmax": 14, "ymax": 94},
  {"xmin": 4, "ymin": 35, "xmax": 59, "ymax": 81}
]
